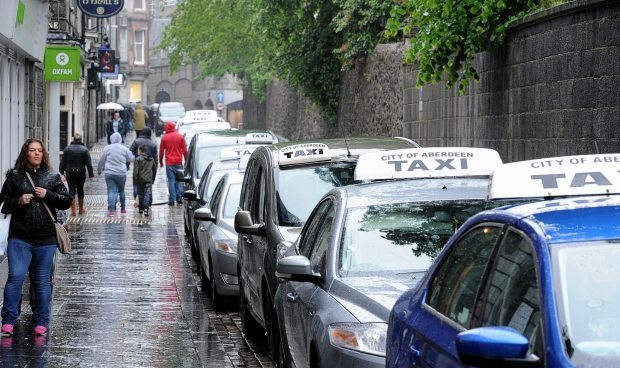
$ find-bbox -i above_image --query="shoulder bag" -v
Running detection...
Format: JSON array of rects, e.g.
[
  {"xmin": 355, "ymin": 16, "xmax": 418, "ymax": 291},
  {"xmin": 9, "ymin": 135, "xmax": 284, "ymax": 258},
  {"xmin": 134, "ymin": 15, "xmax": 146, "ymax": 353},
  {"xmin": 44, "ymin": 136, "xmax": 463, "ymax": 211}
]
[{"xmin": 25, "ymin": 172, "xmax": 71, "ymax": 254}]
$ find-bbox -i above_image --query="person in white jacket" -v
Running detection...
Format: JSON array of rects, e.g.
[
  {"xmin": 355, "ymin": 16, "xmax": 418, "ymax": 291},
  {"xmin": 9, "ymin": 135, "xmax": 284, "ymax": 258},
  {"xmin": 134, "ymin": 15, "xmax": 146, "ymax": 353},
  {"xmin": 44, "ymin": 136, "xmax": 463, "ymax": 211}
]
[{"xmin": 97, "ymin": 133, "xmax": 134, "ymax": 216}]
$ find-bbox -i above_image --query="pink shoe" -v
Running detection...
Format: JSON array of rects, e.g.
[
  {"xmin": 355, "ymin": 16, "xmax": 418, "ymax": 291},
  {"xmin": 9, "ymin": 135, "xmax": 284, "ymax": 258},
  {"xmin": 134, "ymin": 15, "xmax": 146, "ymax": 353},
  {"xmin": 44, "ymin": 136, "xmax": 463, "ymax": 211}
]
[
  {"xmin": 107, "ymin": 211, "xmax": 115, "ymax": 217},
  {"xmin": 34, "ymin": 325, "xmax": 47, "ymax": 335},
  {"xmin": 1, "ymin": 324, "xmax": 14, "ymax": 335},
  {"xmin": 120, "ymin": 209, "xmax": 127, "ymax": 215}
]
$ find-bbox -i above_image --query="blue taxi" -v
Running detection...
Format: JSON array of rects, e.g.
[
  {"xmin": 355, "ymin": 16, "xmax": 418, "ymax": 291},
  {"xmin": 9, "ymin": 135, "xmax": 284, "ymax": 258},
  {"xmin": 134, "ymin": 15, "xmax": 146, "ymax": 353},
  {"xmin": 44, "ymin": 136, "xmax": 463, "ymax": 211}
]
[{"xmin": 386, "ymin": 153, "xmax": 620, "ymax": 368}]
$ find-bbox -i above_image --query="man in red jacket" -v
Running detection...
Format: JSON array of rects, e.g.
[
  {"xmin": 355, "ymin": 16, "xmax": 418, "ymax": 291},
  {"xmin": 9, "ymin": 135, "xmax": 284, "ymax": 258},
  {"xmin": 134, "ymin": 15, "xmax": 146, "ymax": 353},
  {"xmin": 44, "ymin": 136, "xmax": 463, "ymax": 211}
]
[{"xmin": 159, "ymin": 122, "xmax": 188, "ymax": 205}]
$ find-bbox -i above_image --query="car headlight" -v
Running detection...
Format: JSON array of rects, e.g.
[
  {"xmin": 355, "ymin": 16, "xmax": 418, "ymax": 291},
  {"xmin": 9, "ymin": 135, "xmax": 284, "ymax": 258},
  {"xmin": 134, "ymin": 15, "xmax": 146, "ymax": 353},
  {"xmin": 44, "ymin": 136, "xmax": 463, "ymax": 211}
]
[
  {"xmin": 328, "ymin": 322, "xmax": 387, "ymax": 357},
  {"xmin": 215, "ymin": 240, "xmax": 238, "ymax": 254}
]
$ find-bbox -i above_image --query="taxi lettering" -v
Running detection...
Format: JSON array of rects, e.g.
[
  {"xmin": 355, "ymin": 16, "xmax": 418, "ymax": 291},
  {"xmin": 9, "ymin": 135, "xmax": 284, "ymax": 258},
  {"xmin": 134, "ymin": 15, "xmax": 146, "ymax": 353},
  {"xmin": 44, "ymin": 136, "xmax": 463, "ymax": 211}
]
[
  {"xmin": 388, "ymin": 158, "xmax": 469, "ymax": 172},
  {"xmin": 531, "ymin": 171, "xmax": 614, "ymax": 189},
  {"xmin": 283, "ymin": 148, "xmax": 324, "ymax": 159},
  {"xmin": 233, "ymin": 149, "xmax": 253, "ymax": 156}
]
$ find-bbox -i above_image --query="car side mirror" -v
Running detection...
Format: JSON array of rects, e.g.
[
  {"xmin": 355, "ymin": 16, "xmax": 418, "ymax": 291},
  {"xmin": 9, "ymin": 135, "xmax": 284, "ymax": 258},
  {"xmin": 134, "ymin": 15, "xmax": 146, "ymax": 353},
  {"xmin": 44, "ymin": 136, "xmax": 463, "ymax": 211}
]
[
  {"xmin": 276, "ymin": 255, "xmax": 321, "ymax": 283},
  {"xmin": 234, "ymin": 211, "xmax": 265, "ymax": 235},
  {"xmin": 456, "ymin": 327, "xmax": 541, "ymax": 368},
  {"xmin": 194, "ymin": 208, "xmax": 215, "ymax": 222},
  {"xmin": 182, "ymin": 190, "xmax": 197, "ymax": 201},
  {"xmin": 175, "ymin": 169, "xmax": 191, "ymax": 183}
]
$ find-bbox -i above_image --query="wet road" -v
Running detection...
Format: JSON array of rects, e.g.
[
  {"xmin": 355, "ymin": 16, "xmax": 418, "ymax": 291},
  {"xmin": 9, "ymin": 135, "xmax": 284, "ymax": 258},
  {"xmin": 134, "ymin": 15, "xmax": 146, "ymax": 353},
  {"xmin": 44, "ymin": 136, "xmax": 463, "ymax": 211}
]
[{"xmin": 0, "ymin": 135, "xmax": 274, "ymax": 367}]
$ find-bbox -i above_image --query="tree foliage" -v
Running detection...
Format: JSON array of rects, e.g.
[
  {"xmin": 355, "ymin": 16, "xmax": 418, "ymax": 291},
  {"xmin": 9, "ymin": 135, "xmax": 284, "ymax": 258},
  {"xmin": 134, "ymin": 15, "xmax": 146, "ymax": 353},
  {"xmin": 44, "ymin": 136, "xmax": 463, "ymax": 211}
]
[{"xmin": 385, "ymin": 0, "xmax": 538, "ymax": 92}]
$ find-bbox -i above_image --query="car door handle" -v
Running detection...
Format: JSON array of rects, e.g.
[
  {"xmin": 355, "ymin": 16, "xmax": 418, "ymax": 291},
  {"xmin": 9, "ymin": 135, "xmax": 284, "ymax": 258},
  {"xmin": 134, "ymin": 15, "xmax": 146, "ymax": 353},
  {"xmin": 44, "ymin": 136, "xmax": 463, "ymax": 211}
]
[
  {"xmin": 286, "ymin": 292, "xmax": 298, "ymax": 302},
  {"xmin": 199, "ymin": 227, "xmax": 206, "ymax": 232},
  {"xmin": 242, "ymin": 235, "xmax": 252, "ymax": 244}
]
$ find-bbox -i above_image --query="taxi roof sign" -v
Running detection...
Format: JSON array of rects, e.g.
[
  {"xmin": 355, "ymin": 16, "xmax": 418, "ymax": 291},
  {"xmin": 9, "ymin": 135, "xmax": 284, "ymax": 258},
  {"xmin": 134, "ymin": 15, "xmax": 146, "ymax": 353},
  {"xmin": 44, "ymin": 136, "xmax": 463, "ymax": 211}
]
[
  {"xmin": 489, "ymin": 153, "xmax": 620, "ymax": 199},
  {"xmin": 354, "ymin": 147, "xmax": 503, "ymax": 181},
  {"xmin": 245, "ymin": 133, "xmax": 274, "ymax": 144},
  {"xmin": 220, "ymin": 145, "xmax": 259, "ymax": 160},
  {"xmin": 278, "ymin": 143, "xmax": 331, "ymax": 166}
]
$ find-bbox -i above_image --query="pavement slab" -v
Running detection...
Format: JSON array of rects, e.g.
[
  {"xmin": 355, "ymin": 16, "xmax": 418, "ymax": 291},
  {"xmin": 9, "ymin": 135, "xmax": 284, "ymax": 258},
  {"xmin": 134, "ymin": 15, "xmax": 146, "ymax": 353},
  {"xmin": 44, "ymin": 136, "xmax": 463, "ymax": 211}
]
[{"xmin": 0, "ymin": 134, "xmax": 274, "ymax": 367}]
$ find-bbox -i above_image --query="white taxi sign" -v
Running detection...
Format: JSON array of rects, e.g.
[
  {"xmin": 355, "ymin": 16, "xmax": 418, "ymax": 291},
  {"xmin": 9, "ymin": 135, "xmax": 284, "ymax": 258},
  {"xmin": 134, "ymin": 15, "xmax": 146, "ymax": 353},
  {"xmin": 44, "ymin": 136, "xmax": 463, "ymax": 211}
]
[
  {"xmin": 354, "ymin": 147, "xmax": 503, "ymax": 180},
  {"xmin": 245, "ymin": 133, "xmax": 274, "ymax": 144},
  {"xmin": 220, "ymin": 145, "xmax": 258, "ymax": 160},
  {"xmin": 489, "ymin": 153, "xmax": 620, "ymax": 199},
  {"xmin": 278, "ymin": 143, "xmax": 330, "ymax": 166}
]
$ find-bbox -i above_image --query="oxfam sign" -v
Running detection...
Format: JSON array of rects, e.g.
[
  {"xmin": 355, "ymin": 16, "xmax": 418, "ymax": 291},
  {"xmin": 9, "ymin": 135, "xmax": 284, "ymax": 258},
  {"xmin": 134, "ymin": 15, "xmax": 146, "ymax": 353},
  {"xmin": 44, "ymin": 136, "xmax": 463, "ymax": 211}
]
[
  {"xmin": 78, "ymin": 0, "xmax": 124, "ymax": 18},
  {"xmin": 44, "ymin": 46, "xmax": 81, "ymax": 82}
]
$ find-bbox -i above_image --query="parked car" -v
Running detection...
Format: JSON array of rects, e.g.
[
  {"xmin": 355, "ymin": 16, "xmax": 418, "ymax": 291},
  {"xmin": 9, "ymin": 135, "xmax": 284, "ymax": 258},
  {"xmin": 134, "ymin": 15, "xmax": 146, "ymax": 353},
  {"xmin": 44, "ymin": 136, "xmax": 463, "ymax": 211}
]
[
  {"xmin": 274, "ymin": 147, "xmax": 507, "ymax": 368},
  {"xmin": 386, "ymin": 153, "xmax": 620, "ymax": 368},
  {"xmin": 179, "ymin": 130, "xmax": 278, "ymax": 255},
  {"xmin": 156, "ymin": 102, "xmax": 185, "ymax": 136},
  {"xmin": 235, "ymin": 137, "xmax": 420, "ymax": 359},
  {"xmin": 193, "ymin": 172, "xmax": 244, "ymax": 309}
]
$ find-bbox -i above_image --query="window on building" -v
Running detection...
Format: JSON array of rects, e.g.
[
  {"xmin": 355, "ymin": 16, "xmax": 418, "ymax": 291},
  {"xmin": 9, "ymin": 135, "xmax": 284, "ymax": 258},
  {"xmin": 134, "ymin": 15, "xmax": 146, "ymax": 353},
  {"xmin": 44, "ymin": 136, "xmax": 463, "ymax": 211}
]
[
  {"xmin": 129, "ymin": 81, "xmax": 142, "ymax": 102},
  {"xmin": 134, "ymin": 30, "xmax": 145, "ymax": 65},
  {"xmin": 135, "ymin": 0, "xmax": 146, "ymax": 10},
  {"xmin": 166, "ymin": 0, "xmax": 177, "ymax": 6}
]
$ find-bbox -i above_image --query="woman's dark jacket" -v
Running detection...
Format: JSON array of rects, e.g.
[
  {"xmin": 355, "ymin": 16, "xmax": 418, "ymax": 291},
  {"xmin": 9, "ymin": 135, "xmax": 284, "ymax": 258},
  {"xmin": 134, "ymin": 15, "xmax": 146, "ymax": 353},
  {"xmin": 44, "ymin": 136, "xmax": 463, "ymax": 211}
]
[
  {"xmin": 0, "ymin": 168, "xmax": 72, "ymax": 245},
  {"xmin": 106, "ymin": 119, "xmax": 127, "ymax": 137},
  {"xmin": 60, "ymin": 141, "xmax": 94, "ymax": 177}
]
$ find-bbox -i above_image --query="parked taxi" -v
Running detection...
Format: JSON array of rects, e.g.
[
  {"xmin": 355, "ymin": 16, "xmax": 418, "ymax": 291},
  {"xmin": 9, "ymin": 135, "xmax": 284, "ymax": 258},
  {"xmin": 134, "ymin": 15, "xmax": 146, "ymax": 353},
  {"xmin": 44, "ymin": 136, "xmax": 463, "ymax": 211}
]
[{"xmin": 387, "ymin": 153, "xmax": 620, "ymax": 368}]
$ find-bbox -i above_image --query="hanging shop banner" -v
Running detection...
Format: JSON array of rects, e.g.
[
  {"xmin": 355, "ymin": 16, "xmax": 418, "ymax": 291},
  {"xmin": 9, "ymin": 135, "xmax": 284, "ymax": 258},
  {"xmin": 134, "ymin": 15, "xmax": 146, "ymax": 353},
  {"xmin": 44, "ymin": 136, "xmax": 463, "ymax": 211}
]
[
  {"xmin": 77, "ymin": 0, "xmax": 125, "ymax": 18},
  {"xmin": 44, "ymin": 45, "xmax": 81, "ymax": 82},
  {"xmin": 99, "ymin": 48, "xmax": 116, "ymax": 74}
]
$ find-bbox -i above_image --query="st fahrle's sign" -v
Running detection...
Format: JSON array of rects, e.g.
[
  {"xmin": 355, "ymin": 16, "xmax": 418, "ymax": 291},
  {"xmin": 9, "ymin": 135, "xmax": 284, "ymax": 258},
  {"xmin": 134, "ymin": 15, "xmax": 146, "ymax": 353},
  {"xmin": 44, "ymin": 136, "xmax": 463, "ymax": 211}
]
[{"xmin": 77, "ymin": 0, "xmax": 124, "ymax": 18}]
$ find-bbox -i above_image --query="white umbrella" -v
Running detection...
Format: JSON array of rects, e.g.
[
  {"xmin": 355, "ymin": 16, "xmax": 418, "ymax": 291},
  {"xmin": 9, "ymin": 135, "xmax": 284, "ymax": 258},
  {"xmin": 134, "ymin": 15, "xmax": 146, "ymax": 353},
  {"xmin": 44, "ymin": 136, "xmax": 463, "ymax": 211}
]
[{"xmin": 96, "ymin": 102, "xmax": 125, "ymax": 110}]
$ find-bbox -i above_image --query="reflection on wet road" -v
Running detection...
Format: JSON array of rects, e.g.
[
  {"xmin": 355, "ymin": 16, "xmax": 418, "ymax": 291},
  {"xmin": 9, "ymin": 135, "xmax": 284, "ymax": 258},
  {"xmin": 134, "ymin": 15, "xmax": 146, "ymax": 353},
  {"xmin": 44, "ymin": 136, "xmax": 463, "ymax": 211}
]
[{"xmin": 0, "ymin": 137, "xmax": 273, "ymax": 367}]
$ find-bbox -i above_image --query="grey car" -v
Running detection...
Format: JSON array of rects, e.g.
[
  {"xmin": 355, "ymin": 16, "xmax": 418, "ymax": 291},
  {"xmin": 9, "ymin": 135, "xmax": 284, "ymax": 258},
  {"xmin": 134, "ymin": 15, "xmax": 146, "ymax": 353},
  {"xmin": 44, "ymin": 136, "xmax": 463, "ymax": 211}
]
[
  {"xmin": 194, "ymin": 172, "xmax": 244, "ymax": 309},
  {"xmin": 234, "ymin": 137, "xmax": 420, "ymax": 359},
  {"xmin": 274, "ymin": 147, "xmax": 507, "ymax": 368}
]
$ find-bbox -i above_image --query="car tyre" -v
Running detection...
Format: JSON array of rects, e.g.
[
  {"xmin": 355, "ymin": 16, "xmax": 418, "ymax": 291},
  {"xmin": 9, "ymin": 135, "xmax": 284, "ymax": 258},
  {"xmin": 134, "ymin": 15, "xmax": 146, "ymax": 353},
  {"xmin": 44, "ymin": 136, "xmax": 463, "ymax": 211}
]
[
  {"xmin": 263, "ymin": 291, "xmax": 279, "ymax": 361},
  {"xmin": 239, "ymin": 273, "xmax": 260, "ymax": 337},
  {"xmin": 199, "ymin": 253, "xmax": 211, "ymax": 293},
  {"xmin": 209, "ymin": 257, "xmax": 224, "ymax": 310}
]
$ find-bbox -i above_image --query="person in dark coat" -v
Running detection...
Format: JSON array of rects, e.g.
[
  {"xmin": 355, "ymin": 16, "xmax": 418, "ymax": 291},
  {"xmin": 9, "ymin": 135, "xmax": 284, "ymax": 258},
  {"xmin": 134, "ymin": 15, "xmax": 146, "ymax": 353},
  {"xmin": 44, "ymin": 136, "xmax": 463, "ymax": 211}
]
[
  {"xmin": 133, "ymin": 145, "xmax": 157, "ymax": 216},
  {"xmin": 130, "ymin": 127, "xmax": 158, "ymax": 203},
  {"xmin": 0, "ymin": 138, "xmax": 72, "ymax": 336},
  {"xmin": 59, "ymin": 132, "xmax": 94, "ymax": 216},
  {"xmin": 106, "ymin": 111, "xmax": 127, "ymax": 144}
]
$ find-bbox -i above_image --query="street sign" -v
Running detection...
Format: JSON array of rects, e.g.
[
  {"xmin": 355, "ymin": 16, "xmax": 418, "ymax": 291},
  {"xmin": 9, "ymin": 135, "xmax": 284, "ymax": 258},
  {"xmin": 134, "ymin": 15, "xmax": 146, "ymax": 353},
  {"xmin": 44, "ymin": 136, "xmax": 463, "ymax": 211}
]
[
  {"xmin": 216, "ymin": 102, "xmax": 224, "ymax": 110},
  {"xmin": 217, "ymin": 91, "xmax": 224, "ymax": 103},
  {"xmin": 78, "ymin": 0, "xmax": 125, "ymax": 18},
  {"xmin": 44, "ymin": 45, "xmax": 80, "ymax": 82}
]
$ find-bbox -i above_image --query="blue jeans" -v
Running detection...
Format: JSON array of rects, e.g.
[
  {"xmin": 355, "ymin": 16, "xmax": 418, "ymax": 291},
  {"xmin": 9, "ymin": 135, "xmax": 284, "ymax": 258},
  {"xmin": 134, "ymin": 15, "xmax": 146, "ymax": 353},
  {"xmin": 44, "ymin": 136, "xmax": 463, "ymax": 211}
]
[
  {"xmin": 1, "ymin": 238, "xmax": 56, "ymax": 326},
  {"xmin": 105, "ymin": 173, "xmax": 127, "ymax": 211},
  {"xmin": 166, "ymin": 165, "xmax": 184, "ymax": 204},
  {"xmin": 136, "ymin": 183, "xmax": 152, "ymax": 211}
]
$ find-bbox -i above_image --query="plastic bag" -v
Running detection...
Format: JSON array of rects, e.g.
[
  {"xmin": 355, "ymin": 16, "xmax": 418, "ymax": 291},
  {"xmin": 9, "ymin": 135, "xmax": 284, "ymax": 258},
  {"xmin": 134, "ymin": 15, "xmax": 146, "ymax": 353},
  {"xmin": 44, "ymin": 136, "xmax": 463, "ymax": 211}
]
[{"xmin": 0, "ymin": 202, "xmax": 11, "ymax": 257}]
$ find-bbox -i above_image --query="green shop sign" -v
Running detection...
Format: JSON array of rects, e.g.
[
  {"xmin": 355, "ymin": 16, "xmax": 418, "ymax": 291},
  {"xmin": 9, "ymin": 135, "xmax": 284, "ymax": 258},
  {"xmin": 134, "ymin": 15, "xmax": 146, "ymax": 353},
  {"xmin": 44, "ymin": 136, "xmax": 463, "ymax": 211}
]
[{"xmin": 45, "ymin": 46, "xmax": 81, "ymax": 81}]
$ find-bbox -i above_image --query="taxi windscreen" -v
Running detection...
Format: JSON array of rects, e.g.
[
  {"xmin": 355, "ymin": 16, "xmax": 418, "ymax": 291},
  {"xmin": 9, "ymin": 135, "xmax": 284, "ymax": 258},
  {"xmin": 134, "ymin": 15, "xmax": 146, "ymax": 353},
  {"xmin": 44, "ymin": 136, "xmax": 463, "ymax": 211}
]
[
  {"xmin": 338, "ymin": 201, "xmax": 495, "ymax": 277},
  {"xmin": 276, "ymin": 163, "xmax": 357, "ymax": 226},
  {"xmin": 552, "ymin": 240, "xmax": 620, "ymax": 365},
  {"xmin": 197, "ymin": 147, "xmax": 224, "ymax": 178}
]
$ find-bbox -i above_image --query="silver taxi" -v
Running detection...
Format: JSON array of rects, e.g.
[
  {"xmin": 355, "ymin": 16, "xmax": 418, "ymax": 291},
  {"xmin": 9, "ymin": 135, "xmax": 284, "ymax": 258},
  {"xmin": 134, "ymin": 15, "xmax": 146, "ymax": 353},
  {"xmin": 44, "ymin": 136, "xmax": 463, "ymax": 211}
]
[{"xmin": 274, "ymin": 147, "xmax": 508, "ymax": 368}]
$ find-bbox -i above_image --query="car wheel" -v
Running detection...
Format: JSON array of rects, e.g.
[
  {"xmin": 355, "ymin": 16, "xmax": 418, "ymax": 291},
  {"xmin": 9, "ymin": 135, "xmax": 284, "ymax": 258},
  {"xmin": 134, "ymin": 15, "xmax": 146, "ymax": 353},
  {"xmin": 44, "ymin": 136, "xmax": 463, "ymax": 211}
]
[
  {"xmin": 239, "ymin": 272, "xmax": 260, "ymax": 336},
  {"xmin": 263, "ymin": 291, "xmax": 279, "ymax": 361},
  {"xmin": 199, "ymin": 253, "xmax": 211, "ymax": 293},
  {"xmin": 278, "ymin": 321, "xmax": 290, "ymax": 368},
  {"xmin": 209, "ymin": 258, "xmax": 224, "ymax": 310}
]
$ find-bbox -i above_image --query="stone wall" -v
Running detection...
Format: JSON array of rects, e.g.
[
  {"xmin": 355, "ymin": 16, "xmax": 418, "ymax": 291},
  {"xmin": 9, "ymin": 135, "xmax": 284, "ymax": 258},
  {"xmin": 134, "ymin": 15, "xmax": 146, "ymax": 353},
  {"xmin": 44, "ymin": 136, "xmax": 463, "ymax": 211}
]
[{"xmin": 243, "ymin": 0, "xmax": 619, "ymax": 161}]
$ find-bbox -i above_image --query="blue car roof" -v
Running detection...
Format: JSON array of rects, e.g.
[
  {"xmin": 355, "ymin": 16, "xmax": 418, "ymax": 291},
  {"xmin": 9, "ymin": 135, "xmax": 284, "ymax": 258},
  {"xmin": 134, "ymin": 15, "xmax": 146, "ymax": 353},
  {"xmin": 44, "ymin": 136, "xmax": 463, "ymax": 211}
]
[{"xmin": 487, "ymin": 195, "xmax": 620, "ymax": 244}]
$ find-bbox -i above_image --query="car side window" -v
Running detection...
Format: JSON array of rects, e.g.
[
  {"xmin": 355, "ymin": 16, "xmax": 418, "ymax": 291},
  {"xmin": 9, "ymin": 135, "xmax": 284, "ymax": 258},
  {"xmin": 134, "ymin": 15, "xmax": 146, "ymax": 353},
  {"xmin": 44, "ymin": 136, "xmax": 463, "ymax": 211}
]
[
  {"xmin": 479, "ymin": 230, "xmax": 542, "ymax": 355},
  {"xmin": 250, "ymin": 166, "xmax": 265, "ymax": 224},
  {"xmin": 241, "ymin": 160, "xmax": 256, "ymax": 211},
  {"xmin": 298, "ymin": 200, "xmax": 332, "ymax": 258},
  {"xmin": 426, "ymin": 225, "xmax": 503, "ymax": 329},
  {"xmin": 309, "ymin": 201, "xmax": 335, "ymax": 276},
  {"xmin": 210, "ymin": 179, "xmax": 225, "ymax": 216}
]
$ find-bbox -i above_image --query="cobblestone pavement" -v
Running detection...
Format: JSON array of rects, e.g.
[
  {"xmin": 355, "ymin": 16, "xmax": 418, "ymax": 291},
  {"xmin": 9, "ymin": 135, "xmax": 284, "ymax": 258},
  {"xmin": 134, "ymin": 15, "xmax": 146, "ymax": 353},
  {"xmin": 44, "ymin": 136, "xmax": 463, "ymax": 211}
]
[{"xmin": 0, "ymin": 134, "xmax": 274, "ymax": 367}]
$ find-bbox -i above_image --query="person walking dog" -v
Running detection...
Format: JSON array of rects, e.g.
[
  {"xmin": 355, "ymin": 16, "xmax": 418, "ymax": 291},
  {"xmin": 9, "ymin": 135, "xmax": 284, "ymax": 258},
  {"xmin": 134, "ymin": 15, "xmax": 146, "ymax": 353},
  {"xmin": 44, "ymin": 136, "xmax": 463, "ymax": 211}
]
[
  {"xmin": 59, "ymin": 132, "xmax": 94, "ymax": 216},
  {"xmin": 0, "ymin": 138, "xmax": 72, "ymax": 336}
]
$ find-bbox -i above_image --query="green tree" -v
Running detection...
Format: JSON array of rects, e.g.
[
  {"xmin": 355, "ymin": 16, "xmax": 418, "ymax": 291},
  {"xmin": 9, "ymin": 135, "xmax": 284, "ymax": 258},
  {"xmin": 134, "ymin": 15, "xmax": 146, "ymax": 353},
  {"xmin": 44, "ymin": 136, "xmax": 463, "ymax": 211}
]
[{"xmin": 385, "ymin": 0, "xmax": 538, "ymax": 91}]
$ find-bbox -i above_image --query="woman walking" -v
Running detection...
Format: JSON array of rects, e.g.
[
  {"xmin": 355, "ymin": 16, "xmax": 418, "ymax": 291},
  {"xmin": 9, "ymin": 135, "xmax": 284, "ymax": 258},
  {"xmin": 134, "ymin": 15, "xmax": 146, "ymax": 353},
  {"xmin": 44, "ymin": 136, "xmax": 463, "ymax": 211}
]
[
  {"xmin": 98, "ymin": 132, "xmax": 134, "ymax": 217},
  {"xmin": 0, "ymin": 138, "xmax": 72, "ymax": 336},
  {"xmin": 59, "ymin": 132, "xmax": 94, "ymax": 216}
]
